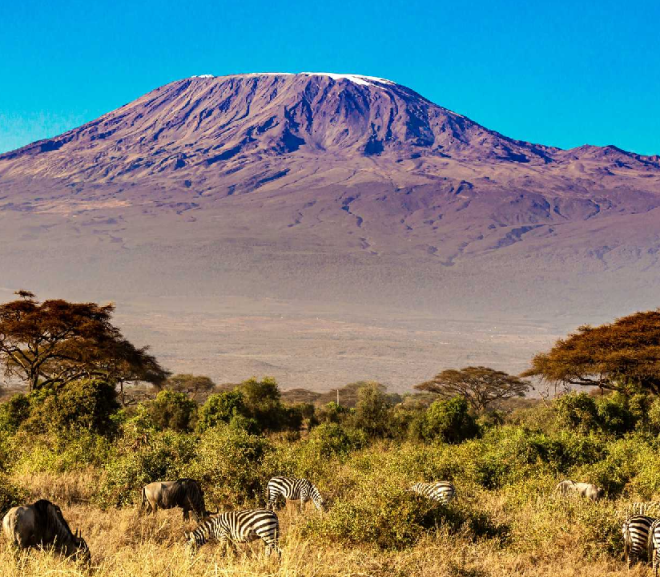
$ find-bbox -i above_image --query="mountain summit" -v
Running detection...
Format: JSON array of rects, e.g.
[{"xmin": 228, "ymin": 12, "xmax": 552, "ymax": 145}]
[
  {"xmin": 1, "ymin": 73, "xmax": 659, "ymax": 387},
  {"xmin": 3, "ymin": 73, "xmax": 656, "ymax": 189}
]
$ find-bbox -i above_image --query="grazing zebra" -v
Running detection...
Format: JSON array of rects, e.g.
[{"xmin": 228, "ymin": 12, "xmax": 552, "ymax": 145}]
[
  {"xmin": 628, "ymin": 502, "xmax": 660, "ymax": 518},
  {"xmin": 623, "ymin": 514, "xmax": 656, "ymax": 567},
  {"xmin": 410, "ymin": 481, "xmax": 456, "ymax": 504},
  {"xmin": 185, "ymin": 509, "xmax": 280, "ymax": 557},
  {"xmin": 266, "ymin": 477, "xmax": 326, "ymax": 512},
  {"xmin": 648, "ymin": 520, "xmax": 660, "ymax": 577}
]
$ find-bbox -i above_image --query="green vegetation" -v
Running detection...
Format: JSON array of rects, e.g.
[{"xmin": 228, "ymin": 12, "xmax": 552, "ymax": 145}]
[{"xmin": 3, "ymin": 298, "xmax": 660, "ymax": 574}]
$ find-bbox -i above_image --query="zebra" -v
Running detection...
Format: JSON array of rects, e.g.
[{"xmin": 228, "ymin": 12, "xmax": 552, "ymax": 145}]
[
  {"xmin": 623, "ymin": 514, "xmax": 656, "ymax": 567},
  {"xmin": 185, "ymin": 509, "xmax": 280, "ymax": 557},
  {"xmin": 648, "ymin": 519, "xmax": 660, "ymax": 576},
  {"xmin": 410, "ymin": 481, "xmax": 456, "ymax": 504},
  {"xmin": 627, "ymin": 502, "xmax": 660, "ymax": 518},
  {"xmin": 266, "ymin": 477, "xmax": 326, "ymax": 512}
]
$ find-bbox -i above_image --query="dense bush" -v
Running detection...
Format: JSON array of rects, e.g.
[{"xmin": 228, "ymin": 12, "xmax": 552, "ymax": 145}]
[
  {"xmin": 148, "ymin": 390, "xmax": 197, "ymax": 432},
  {"xmin": 197, "ymin": 390, "xmax": 246, "ymax": 431},
  {"xmin": 184, "ymin": 424, "xmax": 272, "ymax": 507},
  {"xmin": 316, "ymin": 401, "xmax": 350, "ymax": 424},
  {"xmin": 21, "ymin": 379, "xmax": 120, "ymax": 435},
  {"xmin": 97, "ymin": 431, "xmax": 197, "ymax": 507},
  {"xmin": 352, "ymin": 382, "xmax": 393, "ymax": 438},
  {"xmin": 0, "ymin": 393, "xmax": 30, "ymax": 433},
  {"xmin": 414, "ymin": 396, "xmax": 480, "ymax": 443},
  {"xmin": 555, "ymin": 393, "xmax": 600, "ymax": 434},
  {"xmin": 0, "ymin": 474, "xmax": 27, "ymax": 517}
]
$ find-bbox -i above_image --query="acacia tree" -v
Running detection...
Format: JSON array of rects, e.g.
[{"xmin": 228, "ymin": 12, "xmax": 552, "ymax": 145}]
[
  {"xmin": 415, "ymin": 366, "xmax": 531, "ymax": 412},
  {"xmin": 523, "ymin": 310, "xmax": 660, "ymax": 394},
  {"xmin": 164, "ymin": 374, "xmax": 216, "ymax": 399},
  {"xmin": 0, "ymin": 291, "xmax": 169, "ymax": 392}
]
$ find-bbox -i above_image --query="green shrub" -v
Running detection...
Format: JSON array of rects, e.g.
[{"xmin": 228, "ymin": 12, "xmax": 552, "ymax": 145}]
[
  {"xmin": 303, "ymin": 474, "xmax": 506, "ymax": 550},
  {"xmin": 648, "ymin": 397, "xmax": 660, "ymax": 435},
  {"xmin": 308, "ymin": 423, "xmax": 367, "ymax": 458},
  {"xmin": 197, "ymin": 390, "xmax": 246, "ymax": 431},
  {"xmin": 316, "ymin": 401, "xmax": 350, "ymax": 425},
  {"xmin": 8, "ymin": 430, "xmax": 113, "ymax": 474},
  {"xmin": 596, "ymin": 393, "xmax": 635, "ymax": 435},
  {"xmin": 418, "ymin": 397, "xmax": 479, "ymax": 443},
  {"xmin": 0, "ymin": 474, "xmax": 27, "ymax": 518},
  {"xmin": 303, "ymin": 480, "xmax": 443, "ymax": 549},
  {"xmin": 352, "ymin": 382, "xmax": 393, "ymax": 438},
  {"xmin": 0, "ymin": 394, "xmax": 30, "ymax": 434},
  {"xmin": 185, "ymin": 425, "xmax": 271, "ymax": 507},
  {"xmin": 97, "ymin": 430, "xmax": 197, "ymax": 507},
  {"xmin": 554, "ymin": 392, "xmax": 599, "ymax": 434},
  {"xmin": 148, "ymin": 390, "xmax": 197, "ymax": 432},
  {"xmin": 21, "ymin": 380, "xmax": 120, "ymax": 436}
]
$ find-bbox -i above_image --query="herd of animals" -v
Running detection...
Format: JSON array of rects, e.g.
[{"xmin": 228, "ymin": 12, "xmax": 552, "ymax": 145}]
[{"xmin": 2, "ymin": 475, "xmax": 660, "ymax": 572}]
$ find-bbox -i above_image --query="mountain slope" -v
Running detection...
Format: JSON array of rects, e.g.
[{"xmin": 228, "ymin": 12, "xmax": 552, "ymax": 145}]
[{"xmin": 0, "ymin": 73, "xmax": 659, "ymax": 389}]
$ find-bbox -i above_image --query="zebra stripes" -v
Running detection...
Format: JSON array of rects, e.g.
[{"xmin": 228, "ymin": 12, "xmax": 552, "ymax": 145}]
[
  {"xmin": 648, "ymin": 520, "xmax": 660, "ymax": 576},
  {"xmin": 266, "ymin": 477, "xmax": 325, "ymax": 512},
  {"xmin": 185, "ymin": 509, "xmax": 280, "ymax": 557},
  {"xmin": 623, "ymin": 514, "xmax": 656, "ymax": 567},
  {"xmin": 410, "ymin": 481, "xmax": 456, "ymax": 505}
]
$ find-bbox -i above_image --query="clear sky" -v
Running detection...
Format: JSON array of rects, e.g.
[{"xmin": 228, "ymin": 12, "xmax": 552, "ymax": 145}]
[{"xmin": 1, "ymin": 0, "xmax": 659, "ymax": 155}]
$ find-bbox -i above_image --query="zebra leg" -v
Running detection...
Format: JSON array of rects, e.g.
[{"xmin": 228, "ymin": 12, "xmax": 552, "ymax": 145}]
[
  {"xmin": 263, "ymin": 535, "xmax": 281, "ymax": 558},
  {"xmin": 219, "ymin": 534, "xmax": 229, "ymax": 556}
]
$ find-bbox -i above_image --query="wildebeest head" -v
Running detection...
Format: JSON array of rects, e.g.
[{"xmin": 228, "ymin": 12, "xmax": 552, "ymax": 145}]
[{"xmin": 73, "ymin": 529, "xmax": 92, "ymax": 563}]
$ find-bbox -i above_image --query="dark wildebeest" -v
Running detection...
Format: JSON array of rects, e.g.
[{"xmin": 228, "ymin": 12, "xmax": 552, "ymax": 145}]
[
  {"xmin": 554, "ymin": 480, "xmax": 605, "ymax": 501},
  {"xmin": 142, "ymin": 479, "xmax": 207, "ymax": 522},
  {"xmin": 2, "ymin": 499, "xmax": 90, "ymax": 563}
]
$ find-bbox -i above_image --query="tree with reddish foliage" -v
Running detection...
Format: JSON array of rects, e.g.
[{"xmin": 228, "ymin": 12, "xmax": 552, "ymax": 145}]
[
  {"xmin": 415, "ymin": 366, "xmax": 530, "ymax": 412},
  {"xmin": 523, "ymin": 310, "xmax": 660, "ymax": 394},
  {"xmin": 0, "ymin": 291, "xmax": 169, "ymax": 392}
]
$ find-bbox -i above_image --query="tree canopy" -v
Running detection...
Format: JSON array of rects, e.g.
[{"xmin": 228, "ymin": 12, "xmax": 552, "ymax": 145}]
[
  {"xmin": 522, "ymin": 310, "xmax": 660, "ymax": 394},
  {"xmin": 164, "ymin": 374, "xmax": 216, "ymax": 399},
  {"xmin": 415, "ymin": 366, "xmax": 531, "ymax": 412},
  {"xmin": 0, "ymin": 292, "xmax": 169, "ymax": 391}
]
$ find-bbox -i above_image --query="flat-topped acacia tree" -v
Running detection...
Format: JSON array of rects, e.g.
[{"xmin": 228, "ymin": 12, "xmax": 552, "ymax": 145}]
[
  {"xmin": 522, "ymin": 310, "xmax": 660, "ymax": 394},
  {"xmin": 0, "ymin": 290, "xmax": 169, "ymax": 392},
  {"xmin": 415, "ymin": 366, "xmax": 531, "ymax": 413}
]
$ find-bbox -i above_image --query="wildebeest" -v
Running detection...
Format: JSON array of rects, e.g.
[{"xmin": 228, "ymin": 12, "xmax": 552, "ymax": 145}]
[
  {"xmin": 2, "ymin": 499, "xmax": 90, "ymax": 563},
  {"xmin": 142, "ymin": 479, "xmax": 207, "ymax": 521},
  {"xmin": 554, "ymin": 480, "xmax": 604, "ymax": 501}
]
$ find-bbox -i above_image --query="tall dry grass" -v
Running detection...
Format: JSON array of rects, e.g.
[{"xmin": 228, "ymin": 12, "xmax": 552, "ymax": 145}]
[{"xmin": 0, "ymin": 476, "xmax": 651, "ymax": 577}]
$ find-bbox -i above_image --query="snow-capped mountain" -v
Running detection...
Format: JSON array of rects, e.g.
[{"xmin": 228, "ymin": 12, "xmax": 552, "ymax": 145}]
[{"xmin": 1, "ymin": 73, "xmax": 659, "ymax": 388}]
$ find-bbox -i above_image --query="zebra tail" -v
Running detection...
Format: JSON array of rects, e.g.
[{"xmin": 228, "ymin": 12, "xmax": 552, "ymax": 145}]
[{"xmin": 623, "ymin": 521, "xmax": 631, "ymax": 564}]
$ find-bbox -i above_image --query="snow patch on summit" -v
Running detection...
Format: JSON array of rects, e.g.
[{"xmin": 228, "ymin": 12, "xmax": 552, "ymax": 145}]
[{"xmin": 300, "ymin": 72, "xmax": 395, "ymax": 86}]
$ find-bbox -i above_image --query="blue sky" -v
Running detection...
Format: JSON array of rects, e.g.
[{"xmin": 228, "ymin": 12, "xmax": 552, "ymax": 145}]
[{"xmin": 1, "ymin": 0, "xmax": 659, "ymax": 154}]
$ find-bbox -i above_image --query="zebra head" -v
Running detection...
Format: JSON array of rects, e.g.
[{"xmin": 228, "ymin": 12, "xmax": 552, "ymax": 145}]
[
  {"xmin": 315, "ymin": 495, "xmax": 327, "ymax": 511},
  {"xmin": 184, "ymin": 531, "xmax": 198, "ymax": 551}
]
